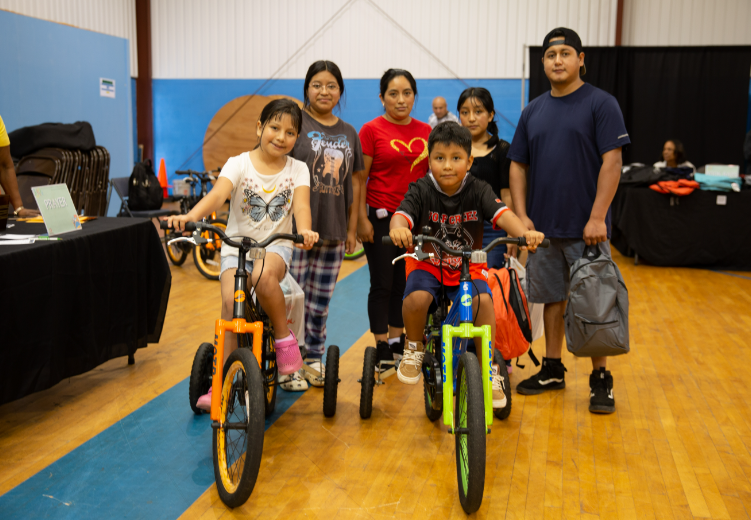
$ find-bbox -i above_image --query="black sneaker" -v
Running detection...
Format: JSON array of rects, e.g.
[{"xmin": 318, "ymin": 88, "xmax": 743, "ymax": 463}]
[
  {"xmin": 516, "ymin": 357, "xmax": 567, "ymax": 395},
  {"xmin": 390, "ymin": 334, "xmax": 405, "ymax": 360},
  {"xmin": 589, "ymin": 368, "xmax": 615, "ymax": 414},
  {"xmin": 376, "ymin": 340, "xmax": 394, "ymax": 372}
]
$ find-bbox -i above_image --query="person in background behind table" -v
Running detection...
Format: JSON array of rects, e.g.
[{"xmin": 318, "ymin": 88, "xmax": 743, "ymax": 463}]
[
  {"xmin": 357, "ymin": 69, "xmax": 431, "ymax": 370},
  {"xmin": 287, "ymin": 60, "xmax": 365, "ymax": 391},
  {"xmin": 653, "ymin": 139, "xmax": 694, "ymax": 171}
]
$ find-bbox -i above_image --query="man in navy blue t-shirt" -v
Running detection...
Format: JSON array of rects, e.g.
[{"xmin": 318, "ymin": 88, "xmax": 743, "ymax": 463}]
[{"xmin": 508, "ymin": 27, "xmax": 630, "ymax": 414}]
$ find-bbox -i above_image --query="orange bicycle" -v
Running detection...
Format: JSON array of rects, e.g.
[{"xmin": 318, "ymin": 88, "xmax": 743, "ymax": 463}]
[{"xmin": 162, "ymin": 221, "xmax": 340, "ymax": 507}]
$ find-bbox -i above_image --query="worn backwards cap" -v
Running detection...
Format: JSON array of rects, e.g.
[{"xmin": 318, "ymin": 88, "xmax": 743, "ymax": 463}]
[{"xmin": 542, "ymin": 27, "xmax": 586, "ymax": 76}]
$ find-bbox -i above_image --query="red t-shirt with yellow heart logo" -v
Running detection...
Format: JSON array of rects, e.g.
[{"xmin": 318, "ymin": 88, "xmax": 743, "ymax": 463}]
[{"xmin": 359, "ymin": 116, "xmax": 431, "ymax": 213}]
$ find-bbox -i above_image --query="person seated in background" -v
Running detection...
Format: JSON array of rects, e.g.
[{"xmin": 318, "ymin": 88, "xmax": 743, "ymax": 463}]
[
  {"xmin": 0, "ymin": 114, "xmax": 40, "ymax": 218},
  {"xmin": 427, "ymin": 96, "xmax": 459, "ymax": 128},
  {"xmin": 653, "ymin": 139, "xmax": 695, "ymax": 170}
]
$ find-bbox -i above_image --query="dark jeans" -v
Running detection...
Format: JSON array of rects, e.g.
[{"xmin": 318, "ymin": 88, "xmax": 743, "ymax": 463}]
[{"xmin": 362, "ymin": 209, "xmax": 406, "ymax": 334}]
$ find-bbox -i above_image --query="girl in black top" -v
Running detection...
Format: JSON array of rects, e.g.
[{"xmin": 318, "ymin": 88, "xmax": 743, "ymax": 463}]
[{"xmin": 458, "ymin": 87, "xmax": 513, "ymax": 268}]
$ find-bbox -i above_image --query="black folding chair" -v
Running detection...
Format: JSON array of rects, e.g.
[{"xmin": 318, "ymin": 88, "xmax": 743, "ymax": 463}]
[{"xmin": 108, "ymin": 177, "xmax": 177, "ymax": 223}]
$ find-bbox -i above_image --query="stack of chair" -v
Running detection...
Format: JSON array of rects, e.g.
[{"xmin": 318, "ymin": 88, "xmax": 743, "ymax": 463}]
[{"xmin": 15, "ymin": 146, "xmax": 110, "ymax": 216}]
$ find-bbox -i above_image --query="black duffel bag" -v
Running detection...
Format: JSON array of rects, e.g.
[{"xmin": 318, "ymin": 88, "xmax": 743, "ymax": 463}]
[{"xmin": 128, "ymin": 159, "xmax": 163, "ymax": 211}]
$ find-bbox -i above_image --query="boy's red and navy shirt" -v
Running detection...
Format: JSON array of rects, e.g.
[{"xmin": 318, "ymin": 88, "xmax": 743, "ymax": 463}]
[{"xmin": 395, "ymin": 173, "xmax": 509, "ymax": 285}]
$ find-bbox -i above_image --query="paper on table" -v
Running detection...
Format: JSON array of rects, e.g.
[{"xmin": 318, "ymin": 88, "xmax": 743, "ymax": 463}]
[
  {"xmin": 0, "ymin": 238, "xmax": 35, "ymax": 245},
  {"xmin": 0, "ymin": 234, "xmax": 37, "ymax": 239}
]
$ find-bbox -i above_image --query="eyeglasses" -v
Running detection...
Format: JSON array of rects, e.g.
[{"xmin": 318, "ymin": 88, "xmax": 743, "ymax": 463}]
[{"xmin": 310, "ymin": 83, "xmax": 340, "ymax": 92}]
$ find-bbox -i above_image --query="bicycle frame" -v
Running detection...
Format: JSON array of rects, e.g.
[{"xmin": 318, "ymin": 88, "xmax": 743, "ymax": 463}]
[
  {"xmin": 210, "ymin": 238, "xmax": 264, "ymax": 422},
  {"xmin": 437, "ymin": 264, "xmax": 494, "ymax": 431}
]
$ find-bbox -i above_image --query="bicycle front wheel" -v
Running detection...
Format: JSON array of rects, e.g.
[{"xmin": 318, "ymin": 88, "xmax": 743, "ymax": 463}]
[
  {"xmin": 213, "ymin": 348, "xmax": 265, "ymax": 508},
  {"xmin": 455, "ymin": 352, "xmax": 486, "ymax": 514},
  {"xmin": 194, "ymin": 218, "xmax": 227, "ymax": 280}
]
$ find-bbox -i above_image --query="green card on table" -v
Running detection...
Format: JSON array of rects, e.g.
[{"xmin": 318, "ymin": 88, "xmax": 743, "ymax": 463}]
[{"xmin": 31, "ymin": 184, "xmax": 82, "ymax": 236}]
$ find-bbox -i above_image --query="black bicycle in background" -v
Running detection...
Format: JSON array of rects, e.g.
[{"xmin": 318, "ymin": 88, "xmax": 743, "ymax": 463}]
[{"xmin": 164, "ymin": 169, "xmax": 228, "ymax": 280}]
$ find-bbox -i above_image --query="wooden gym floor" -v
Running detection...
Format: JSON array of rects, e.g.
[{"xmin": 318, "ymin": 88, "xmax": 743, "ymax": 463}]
[{"xmin": 1, "ymin": 228, "xmax": 751, "ymax": 519}]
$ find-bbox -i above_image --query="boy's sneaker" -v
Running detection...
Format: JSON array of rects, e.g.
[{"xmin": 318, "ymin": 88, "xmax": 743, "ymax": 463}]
[
  {"xmin": 375, "ymin": 341, "xmax": 394, "ymax": 372},
  {"xmin": 589, "ymin": 368, "xmax": 615, "ymax": 414},
  {"xmin": 491, "ymin": 363, "xmax": 507, "ymax": 409},
  {"xmin": 390, "ymin": 334, "xmax": 405, "ymax": 360},
  {"xmin": 397, "ymin": 340, "xmax": 425, "ymax": 384},
  {"xmin": 516, "ymin": 357, "xmax": 567, "ymax": 395}
]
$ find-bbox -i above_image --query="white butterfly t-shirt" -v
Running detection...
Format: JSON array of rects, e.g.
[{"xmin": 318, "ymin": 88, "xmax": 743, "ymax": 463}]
[{"xmin": 219, "ymin": 152, "xmax": 310, "ymax": 257}]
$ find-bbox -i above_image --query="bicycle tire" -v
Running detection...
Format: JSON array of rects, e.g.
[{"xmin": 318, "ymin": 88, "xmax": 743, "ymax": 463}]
[
  {"xmin": 194, "ymin": 218, "xmax": 227, "ymax": 280},
  {"xmin": 213, "ymin": 348, "xmax": 265, "ymax": 508},
  {"xmin": 188, "ymin": 342, "xmax": 214, "ymax": 415},
  {"xmin": 165, "ymin": 229, "xmax": 190, "ymax": 266},
  {"xmin": 323, "ymin": 345, "xmax": 340, "ymax": 417},
  {"xmin": 455, "ymin": 352, "xmax": 486, "ymax": 514},
  {"xmin": 422, "ymin": 349, "xmax": 443, "ymax": 422},
  {"xmin": 492, "ymin": 349, "xmax": 512, "ymax": 421},
  {"xmin": 359, "ymin": 346, "xmax": 377, "ymax": 419},
  {"xmin": 238, "ymin": 331, "xmax": 277, "ymax": 417}
]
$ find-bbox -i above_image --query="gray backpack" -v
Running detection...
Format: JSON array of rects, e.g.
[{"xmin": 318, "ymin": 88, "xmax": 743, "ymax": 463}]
[{"xmin": 564, "ymin": 246, "xmax": 630, "ymax": 357}]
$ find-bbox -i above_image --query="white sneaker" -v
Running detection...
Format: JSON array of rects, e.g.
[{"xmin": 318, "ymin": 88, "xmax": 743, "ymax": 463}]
[
  {"xmin": 492, "ymin": 364, "xmax": 507, "ymax": 409},
  {"xmin": 279, "ymin": 370, "xmax": 308, "ymax": 392},
  {"xmin": 302, "ymin": 360, "xmax": 325, "ymax": 388}
]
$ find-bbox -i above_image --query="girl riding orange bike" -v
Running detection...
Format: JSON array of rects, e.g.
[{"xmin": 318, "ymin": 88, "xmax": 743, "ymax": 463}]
[{"xmin": 166, "ymin": 99, "xmax": 319, "ymax": 410}]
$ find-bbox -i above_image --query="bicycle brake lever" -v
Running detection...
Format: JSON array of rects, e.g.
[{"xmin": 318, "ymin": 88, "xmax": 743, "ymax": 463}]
[
  {"xmin": 167, "ymin": 236, "xmax": 198, "ymax": 247},
  {"xmin": 391, "ymin": 251, "xmax": 434, "ymax": 265}
]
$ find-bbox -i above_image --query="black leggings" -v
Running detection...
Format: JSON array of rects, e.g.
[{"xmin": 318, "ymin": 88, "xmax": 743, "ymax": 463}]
[{"xmin": 362, "ymin": 209, "xmax": 406, "ymax": 335}]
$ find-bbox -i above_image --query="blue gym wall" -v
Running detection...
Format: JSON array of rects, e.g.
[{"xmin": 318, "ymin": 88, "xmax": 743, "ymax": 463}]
[
  {"xmin": 152, "ymin": 78, "xmax": 529, "ymax": 188},
  {"xmin": 0, "ymin": 10, "xmax": 133, "ymax": 216}
]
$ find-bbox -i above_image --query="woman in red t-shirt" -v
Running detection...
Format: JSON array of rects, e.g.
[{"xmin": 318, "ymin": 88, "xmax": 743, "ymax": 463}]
[{"xmin": 357, "ymin": 69, "xmax": 431, "ymax": 366}]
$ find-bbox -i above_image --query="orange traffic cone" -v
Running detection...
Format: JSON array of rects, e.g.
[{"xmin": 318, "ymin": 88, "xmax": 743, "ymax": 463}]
[{"xmin": 157, "ymin": 158, "xmax": 171, "ymax": 199}]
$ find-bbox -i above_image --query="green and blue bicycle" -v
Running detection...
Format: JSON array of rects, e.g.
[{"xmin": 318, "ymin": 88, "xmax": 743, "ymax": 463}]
[{"xmin": 364, "ymin": 229, "xmax": 548, "ymax": 513}]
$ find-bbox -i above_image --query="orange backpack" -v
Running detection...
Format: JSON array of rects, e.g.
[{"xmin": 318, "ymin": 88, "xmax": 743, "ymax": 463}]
[{"xmin": 487, "ymin": 267, "xmax": 538, "ymax": 364}]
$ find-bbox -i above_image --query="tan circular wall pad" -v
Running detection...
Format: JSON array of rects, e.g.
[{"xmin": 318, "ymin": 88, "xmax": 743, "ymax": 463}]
[{"xmin": 202, "ymin": 94, "xmax": 304, "ymax": 171}]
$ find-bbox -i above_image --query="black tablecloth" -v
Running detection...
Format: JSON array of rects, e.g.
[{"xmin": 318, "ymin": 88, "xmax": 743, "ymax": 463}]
[
  {"xmin": 611, "ymin": 187, "xmax": 751, "ymax": 270},
  {"xmin": 0, "ymin": 218, "xmax": 171, "ymax": 405}
]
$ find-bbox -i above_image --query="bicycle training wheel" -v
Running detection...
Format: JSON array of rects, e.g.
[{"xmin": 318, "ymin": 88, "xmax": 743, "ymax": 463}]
[
  {"xmin": 188, "ymin": 342, "xmax": 214, "ymax": 415},
  {"xmin": 359, "ymin": 346, "xmax": 377, "ymax": 419},
  {"xmin": 212, "ymin": 348, "xmax": 265, "ymax": 508},
  {"xmin": 194, "ymin": 218, "xmax": 227, "ymax": 280},
  {"xmin": 165, "ymin": 229, "xmax": 190, "ymax": 266},
  {"xmin": 344, "ymin": 239, "xmax": 365, "ymax": 261},
  {"xmin": 455, "ymin": 352, "xmax": 486, "ymax": 514},
  {"xmin": 323, "ymin": 345, "xmax": 340, "ymax": 417},
  {"xmin": 492, "ymin": 349, "xmax": 512, "ymax": 421}
]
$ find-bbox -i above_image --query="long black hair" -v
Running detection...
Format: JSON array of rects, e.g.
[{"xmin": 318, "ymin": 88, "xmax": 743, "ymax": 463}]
[
  {"xmin": 255, "ymin": 99, "xmax": 302, "ymax": 150},
  {"xmin": 303, "ymin": 60, "xmax": 345, "ymax": 111},
  {"xmin": 664, "ymin": 139, "xmax": 686, "ymax": 164},
  {"xmin": 379, "ymin": 69, "xmax": 418, "ymax": 99},
  {"xmin": 457, "ymin": 87, "xmax": 498, "ymax": 148}
]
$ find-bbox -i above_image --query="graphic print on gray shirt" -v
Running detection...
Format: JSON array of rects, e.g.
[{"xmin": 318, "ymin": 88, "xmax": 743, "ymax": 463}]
[{"xmin": 292, "ymin": 111, "xmax": 364, "ymax": 241}]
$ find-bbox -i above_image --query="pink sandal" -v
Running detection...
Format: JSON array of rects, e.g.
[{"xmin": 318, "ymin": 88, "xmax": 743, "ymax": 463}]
[
  {"xmin": 197, "ymin": 386, "xmax": 212, "ymax": 412},
  {"xmin": 275, "ymin": 331, "xmax": 303, "ymax": 375}
]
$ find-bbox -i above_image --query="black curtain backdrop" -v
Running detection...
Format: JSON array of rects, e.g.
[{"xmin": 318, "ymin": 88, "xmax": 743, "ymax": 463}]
[{"xmin": 529, "ymin": 46, "xmax": 751, "ymax": 167}]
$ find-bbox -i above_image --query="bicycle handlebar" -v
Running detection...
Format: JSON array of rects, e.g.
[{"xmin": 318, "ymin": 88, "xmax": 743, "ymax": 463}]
[
  {"xmin": 160, "ymin": 220, "xmax": 304, "ymax": 249},
  {"xmin": 381, "ymin": 234, "xmax": 550, "ymax": 254}
]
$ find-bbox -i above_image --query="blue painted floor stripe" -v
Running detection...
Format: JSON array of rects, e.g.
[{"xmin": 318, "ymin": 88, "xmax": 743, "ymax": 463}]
[{"xmin": 0, "ymin": 265, "xmax": 370, "ymax": 520}]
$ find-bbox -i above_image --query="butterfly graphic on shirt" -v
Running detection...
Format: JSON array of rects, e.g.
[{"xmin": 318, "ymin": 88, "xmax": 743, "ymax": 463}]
[{"xmin": 243, "ymin": 188, "xmax": 291, "ymax": 222}]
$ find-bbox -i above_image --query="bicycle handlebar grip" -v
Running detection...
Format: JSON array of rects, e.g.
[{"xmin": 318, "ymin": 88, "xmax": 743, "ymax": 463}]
[
  {"xmin": 381, "ymin": 236, "xmax": 394, "ymax": 245},
  {"xmin": 541, "ymin": 238, "xmax": 550, "ymax": 248},
  {"xmin": 517, "ymin": 237, "xmax": 550, "ymax": 248},
  {"xmin": 174, "ymin": 170, "xmax": 191, "ymax": 175},
  {"xmin": 159, "ymin": 221, "xmax": 170, "ymax": 230},
  {"xmin": 294, "ymin": 234, "xmax": 305, "ymax": 244}
]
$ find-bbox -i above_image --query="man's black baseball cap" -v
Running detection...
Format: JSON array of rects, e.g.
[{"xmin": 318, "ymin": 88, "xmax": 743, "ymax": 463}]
[{"xmin": 542, "ymin": 27, "xmax": 586, "ymax": 76}]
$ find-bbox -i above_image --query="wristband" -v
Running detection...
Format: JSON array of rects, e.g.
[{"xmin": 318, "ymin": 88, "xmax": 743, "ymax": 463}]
[{"xmin": 13, "ymin": 206, "xmax": 24, "ymax": 217}]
